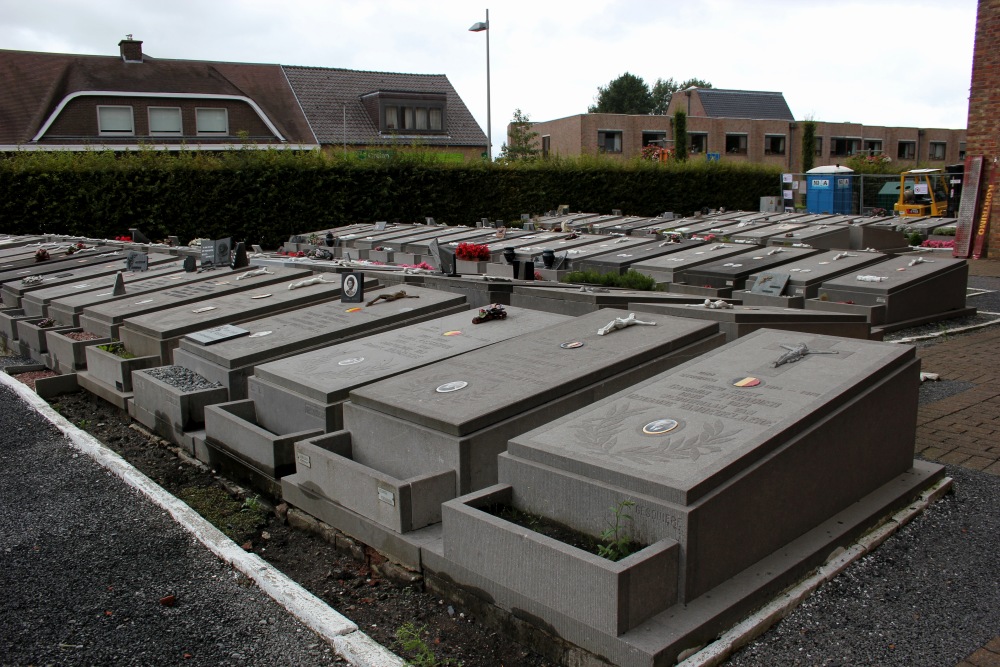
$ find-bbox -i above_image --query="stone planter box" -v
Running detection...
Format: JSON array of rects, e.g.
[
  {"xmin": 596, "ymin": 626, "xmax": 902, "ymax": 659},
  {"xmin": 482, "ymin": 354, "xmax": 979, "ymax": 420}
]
[
  {"xmin": 283, "ymin": 431, "xmax": 456, "ymax": 533},
  {"xmin": 442, "ymin": 484, "xmax": 679, "ymax": 637},
  {"xmin": 45, "ymin": 329, "xmax": 112, "ymax": 374},
  {"xmin": 202, "ymin": 399, "xmax": 323, "ymax": 478},
  {"xmin": 455, "ymin": 259, "xmax": 488, "ymax": 275},
  {"xmin": 16, "ymin": 319, "xmax": 77, "ymax": 364},
  {"xmin": 84, "ymin": 345, "xmax": 161, "ymax": 393},
  {"xmin": 0, "ymin": 309, "xmax": 37, "ymax": 343},
  {"xmin": 127, "ymin": 368, "xmax": 230, "ymax": 448},
  {"xmin": 368, "ymin": 249, "xmax": 395, "ymax": 264}
]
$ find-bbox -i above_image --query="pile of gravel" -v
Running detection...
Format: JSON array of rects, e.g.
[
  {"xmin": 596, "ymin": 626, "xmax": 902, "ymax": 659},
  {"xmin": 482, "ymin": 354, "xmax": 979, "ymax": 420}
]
[{"xmin": 144, "ymin": 365, "xmax": 222, "ymax": 392}]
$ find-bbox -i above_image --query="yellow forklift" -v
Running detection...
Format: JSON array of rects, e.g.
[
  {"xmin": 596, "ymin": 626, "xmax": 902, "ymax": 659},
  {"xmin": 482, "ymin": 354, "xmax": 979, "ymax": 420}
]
[{"xmin": 894, "ymin": 168, "xmax": 949, "ymax": 217}]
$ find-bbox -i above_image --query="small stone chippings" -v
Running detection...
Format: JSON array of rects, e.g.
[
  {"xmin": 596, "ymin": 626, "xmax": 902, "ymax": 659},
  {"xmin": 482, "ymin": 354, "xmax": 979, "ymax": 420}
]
[{"xmin": 144, "ymin": 365, "xmax": 222, "ymax": 393}]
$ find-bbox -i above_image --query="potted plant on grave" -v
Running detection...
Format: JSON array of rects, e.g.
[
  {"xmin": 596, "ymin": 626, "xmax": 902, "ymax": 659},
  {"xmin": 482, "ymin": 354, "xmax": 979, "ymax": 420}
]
[{"xmin": 85, "ymin": 340, "xmax": 161, "ymax": 394}]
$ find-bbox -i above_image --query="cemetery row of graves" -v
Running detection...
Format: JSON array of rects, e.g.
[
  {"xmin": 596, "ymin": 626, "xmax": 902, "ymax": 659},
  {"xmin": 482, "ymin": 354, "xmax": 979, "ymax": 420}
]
[{"xmin": 0, "ymin": 209, "xmax": 967, "ymax": 665}]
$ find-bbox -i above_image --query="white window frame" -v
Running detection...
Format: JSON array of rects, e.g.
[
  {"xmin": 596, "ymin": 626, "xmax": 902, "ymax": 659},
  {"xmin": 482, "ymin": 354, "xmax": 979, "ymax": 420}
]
[
  {"xmin": 97, "ymin": 105, "xmax": 134, "ymax": 136},
  {"xmin": 148, "ymin": 106, "xmax": 182, "ymax": 136},
  {"xmin": 196, "ymin": 107, "xmax": 229, "ymax": 136}
]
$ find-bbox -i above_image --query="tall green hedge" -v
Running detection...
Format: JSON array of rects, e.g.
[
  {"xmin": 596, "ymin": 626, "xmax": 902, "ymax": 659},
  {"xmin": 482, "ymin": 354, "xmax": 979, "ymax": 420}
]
[{"xmin": 0, "ymin": 149, "xmax": 780, "ymax": 248}]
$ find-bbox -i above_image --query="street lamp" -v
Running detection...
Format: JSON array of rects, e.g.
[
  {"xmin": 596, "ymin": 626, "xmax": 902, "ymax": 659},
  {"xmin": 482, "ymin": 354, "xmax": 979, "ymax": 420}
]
[{"xmin": 469, "ymin": 10, "xmax": 491, "ymax": 161}]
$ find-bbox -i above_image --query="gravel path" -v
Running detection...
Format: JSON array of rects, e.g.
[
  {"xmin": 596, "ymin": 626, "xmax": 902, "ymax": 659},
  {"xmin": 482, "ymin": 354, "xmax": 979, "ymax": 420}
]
[
  {"xmin": 725, "ymin": 464, "xmax": 1000, "ymax": 667},
  {"xmin": 0, "ymin": 382, "xmax": 344, "ymax": 666}
]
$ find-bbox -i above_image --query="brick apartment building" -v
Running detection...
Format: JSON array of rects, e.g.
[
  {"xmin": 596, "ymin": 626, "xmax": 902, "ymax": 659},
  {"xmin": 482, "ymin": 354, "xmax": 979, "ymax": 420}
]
[{"xmin": 528, "ymin": 88, "xmax": 966, "ymax": 173}]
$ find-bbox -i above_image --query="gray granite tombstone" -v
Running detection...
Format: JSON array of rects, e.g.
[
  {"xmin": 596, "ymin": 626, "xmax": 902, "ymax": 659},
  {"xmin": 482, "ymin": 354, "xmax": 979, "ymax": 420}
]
[{"xmin": 427, "ymin": 329, "xmax": 943, "ymax": 666}]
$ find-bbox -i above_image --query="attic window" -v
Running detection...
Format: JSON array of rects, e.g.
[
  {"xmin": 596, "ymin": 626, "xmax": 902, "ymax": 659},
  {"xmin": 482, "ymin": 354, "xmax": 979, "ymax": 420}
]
[
  {"xmin": 367, "ymin": 92, "xmax": 447, "ymax": 135},
  {"xmin": 149, "ymin": 107, "xmax": 182, "ymax": 136},
  {"xmin": 196, "ymin": 108, "xmax": 228, "ymax": 136},
  {"xmin": 97, "ymin": 106, "xmax": 134, "ymax": 136}
]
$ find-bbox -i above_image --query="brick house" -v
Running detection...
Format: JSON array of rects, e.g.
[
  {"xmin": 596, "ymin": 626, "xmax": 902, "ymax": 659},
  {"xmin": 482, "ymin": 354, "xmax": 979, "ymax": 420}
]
[
  {"xmin": 528, "ymin": 88, "xmax": 966, "ymax": 172},
  {"xmin": 0, "ymin": 38, "xmax": 486, "ymax": 158}
]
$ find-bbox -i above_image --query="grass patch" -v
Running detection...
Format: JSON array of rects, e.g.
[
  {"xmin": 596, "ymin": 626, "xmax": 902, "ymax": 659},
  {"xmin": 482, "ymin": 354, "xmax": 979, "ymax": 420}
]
[
  {"xmin": 560, "ymin": 269, "xmax": 658, "ymax": 291},
  {"xmin": 177, "ymin": 486, "xmax": 268, "ymax": 542}
]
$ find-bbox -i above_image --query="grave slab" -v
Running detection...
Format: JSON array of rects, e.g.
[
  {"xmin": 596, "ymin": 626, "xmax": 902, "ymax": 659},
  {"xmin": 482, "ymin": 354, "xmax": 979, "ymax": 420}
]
[
  {"xmin": 0, "ymin": 247, "xmax": 121, "ymax": 285},
  {"xmin": 806, "ymin": 255, "xmax": 969, "ymax": 326},
  {"xmin": 574, "ymin": 239, "xmax": 705, "ymax": 276},
  {"xmin": 18, "ymin": 259, "xmax": 181, "ymax": 317},
  {"xmin": 2, "ymin": 253, "xmax": 178, "ymax": 309},
  {"xmin": 630, "ymin": 301, "xmax": 871, "ymax": 342},
  {"xmin": 509, "ymin": 285, "xmax": 737, "ymax": 317},
  {"xmin": 765, "ymin": 224, "xmax": 851, "ymax": 250},
  {"xmin": 729, "ymin": 222, "xmax": 809, "ymax": 245},
  {"xmin": 629, "ymin": 243, "xmax": 751, "ymax": 284},
  {"xmin": 77, "ymin": 266, "xmax": 313, "ymax": 340},
  {"xmin": 427, "ymin": 329, "xmax": 942, "ymax": 665},
  {"xmin": 741, "ymin": 249, "xmax": 887, "ymax": 302},
  {"xmin": 677, "ymin": 246, "xmax": 821, "ymax": 290},
  {"xmin": 237, "ymin": 306, "xmax": 569, "ymax": 436},
  {"xmin": 118, "ymin": 272, "xmax": 377, "ymax": 363},
  {"xmin": 47, "ymin": 267, "xmax": 244, "ymax": 327},
  {"xmin": 162, "ymin": 284, "xmax": 465, "ymax": 401}
]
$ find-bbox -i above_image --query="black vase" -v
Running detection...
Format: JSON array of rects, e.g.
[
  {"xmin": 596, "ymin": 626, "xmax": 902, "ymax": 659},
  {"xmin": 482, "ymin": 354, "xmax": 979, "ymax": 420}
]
[
  {"xmin": 503, "ymin": 247, "xmax": 516, "ymax": 265},
  {"xmin": 541, "ymin": 249, "xmax": 555, "ymax": 269}
]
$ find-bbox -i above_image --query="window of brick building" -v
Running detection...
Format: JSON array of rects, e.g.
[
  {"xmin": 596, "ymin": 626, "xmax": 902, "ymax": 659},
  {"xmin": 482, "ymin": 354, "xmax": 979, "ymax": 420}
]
[
  {"xmin": 929, "ymin": 142, "xmax": 946, "ymax": 160},
  {"xmin": 831, "ymin": 137, "xmax": 860, "ymax": 157},
  {"xmin": 725, "ymin": 133, "xmax": 747, "ymax": 154},
  {"xmin": 863, "ymin": 139, "xmax": 883, "ymax": 155},
  {"xmin": 148, "ymin": 107, "xmax": 182, "ymax": 136},
  {"xmin": 598, "ymin": 130, "xmax": 622, "ymax": 153},
  {"xmin": 642, "ymin": 131, "xmax": 667, "ymax": 147},
  {"xmin": 764, "ymin": 135, "xmax": 786, "ymax": 155},
  {"xmin": 542, "ymin": 135, "xmax": 550, "ymax": 159},
  {"xmin": 959, "ymin": 142, "xmax": 967, "ymax": 160},
  {"xmin": 196, "ymin": 108, "xmax": 229, "ymax": 136},
  {"xmin": 689, "ymin": 133, "xmax": 708, "ymax": 153},
  {"xmin": 897, "ymin": 141, "xmax": 916, "ymax": 160},
  {"xmin": 97, "ymin": 106, "xmax": 134, "ymax": 136},
  {"xmin": 814, "ymin": 137, "xmax": 823, "ymax": 156}
]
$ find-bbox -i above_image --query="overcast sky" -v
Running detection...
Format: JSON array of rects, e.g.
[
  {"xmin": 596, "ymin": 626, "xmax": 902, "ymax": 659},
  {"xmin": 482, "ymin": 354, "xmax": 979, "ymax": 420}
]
[{"xmin": 1, "ymin": 0, "xmax": 978, "ymax": 155}]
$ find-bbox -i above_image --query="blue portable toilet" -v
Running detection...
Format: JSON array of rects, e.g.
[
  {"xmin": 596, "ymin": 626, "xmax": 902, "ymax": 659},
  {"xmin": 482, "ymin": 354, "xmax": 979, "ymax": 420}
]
[{"xmin": 805, "ymin": 165, "xmax": 854, "ymax": 214}]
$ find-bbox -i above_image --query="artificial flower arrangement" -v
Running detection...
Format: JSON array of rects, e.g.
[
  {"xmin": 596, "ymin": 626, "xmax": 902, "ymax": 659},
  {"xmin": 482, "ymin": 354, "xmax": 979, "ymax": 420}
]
[{"xmin": 455, "ymin": 242, "xmax": 491, "ymax": 261}]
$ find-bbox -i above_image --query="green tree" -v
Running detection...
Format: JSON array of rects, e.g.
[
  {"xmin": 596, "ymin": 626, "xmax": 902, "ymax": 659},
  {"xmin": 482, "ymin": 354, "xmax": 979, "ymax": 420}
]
[
  {"xmin": 498, "ymin": 108, "xmax": 540, "ymax": 162},
  {"xmin": 801, "ymin": 120, "xmax": 816, "ymax": 173},
  {"xmin": 650, "ymin": 77, "xmax": 713, "ymax": 115},
  {"xmin": 673, "ymin": 109, "xmax": 688, "ymax": 161},
  {"xmin": 588, "ymin": 72, "xmax": 652, "ymax": 114}
]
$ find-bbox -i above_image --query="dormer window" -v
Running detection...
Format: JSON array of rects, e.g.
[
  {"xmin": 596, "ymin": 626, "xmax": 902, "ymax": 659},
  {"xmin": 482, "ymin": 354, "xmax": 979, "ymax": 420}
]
[
  {"xmin": 363, "ymin": 91, "xmax": 447, "ymax": 134},
  {"xmin": 97, "ymin": 105, "xmax": 134, "ymax": 136}
]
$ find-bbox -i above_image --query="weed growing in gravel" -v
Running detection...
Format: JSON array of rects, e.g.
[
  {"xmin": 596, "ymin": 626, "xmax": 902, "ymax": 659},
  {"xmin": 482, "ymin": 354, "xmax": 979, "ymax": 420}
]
[
  {"xmin": 76, "ymin": 419, "xmax": 90, "ymax": 428},
  {"xmin": 395, "ymin": 622, "xmax": 460, "ymax": 667},
  {"xmin": 96, "ymin": 340, "xmax": 136, "ymax": 359}
]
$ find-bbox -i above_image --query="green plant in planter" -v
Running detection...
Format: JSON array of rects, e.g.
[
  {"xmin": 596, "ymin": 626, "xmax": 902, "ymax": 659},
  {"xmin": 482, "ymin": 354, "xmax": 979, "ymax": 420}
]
[
  {"xmin": 907, "ymin": 232, "xmax": 923, "ymax": 246},
  {"xmin": 97, "ymin": 340, "xmax": 136, "ymax": 359},
  {"xmin": 597, "ymin": 499, "xmax": 637, "ymax": 562},
  {"xmin": 36, "ymin": 318, "xmax": 56, "ymax": 328}
]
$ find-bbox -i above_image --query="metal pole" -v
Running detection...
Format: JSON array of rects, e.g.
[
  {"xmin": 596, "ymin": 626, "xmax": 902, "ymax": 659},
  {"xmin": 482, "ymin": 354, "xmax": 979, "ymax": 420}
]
[{"xmin": 485, "ymin": 9, "xmax": 492, "ymax": 161}]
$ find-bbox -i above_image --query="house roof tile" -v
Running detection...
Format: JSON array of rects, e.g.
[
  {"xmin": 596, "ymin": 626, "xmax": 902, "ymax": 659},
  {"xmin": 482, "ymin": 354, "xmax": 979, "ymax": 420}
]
[
  {"xmin": 695, "ymin": 88, "xmax": 795, "ymax": 121},
  {"xmin": 281, "ymin": 66, "xmax": 486, "ymax": 147}
]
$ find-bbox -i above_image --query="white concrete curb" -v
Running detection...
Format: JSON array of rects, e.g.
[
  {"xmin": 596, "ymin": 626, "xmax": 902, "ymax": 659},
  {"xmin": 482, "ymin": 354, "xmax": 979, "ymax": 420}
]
[
  {"xmin": 0, "ymin": 371, "xmax": 405, "ymax": 667},
  {"xmin": 677, "ymin": 476, "xmax": 954, "ymax": 667}
]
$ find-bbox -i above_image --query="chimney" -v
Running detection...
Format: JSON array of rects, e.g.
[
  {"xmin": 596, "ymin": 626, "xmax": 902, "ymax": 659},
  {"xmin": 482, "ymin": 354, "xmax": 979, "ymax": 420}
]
[{"xmin": 119, "ymin": 35, "xmax": 143, "ymax": 63}]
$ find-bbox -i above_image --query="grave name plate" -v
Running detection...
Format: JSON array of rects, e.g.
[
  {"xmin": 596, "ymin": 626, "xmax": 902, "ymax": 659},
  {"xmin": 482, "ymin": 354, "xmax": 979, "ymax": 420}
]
[
  {"xmin": 749, "ymin": 271, "xmax": 789, "ymax": 296},
  {"xmin": 186, "ymin": 324, "xmax": 250, "ymax": 346},
  {"xmin": 125, "ymin": 251, "xmax": 149, "ymax": 272}
]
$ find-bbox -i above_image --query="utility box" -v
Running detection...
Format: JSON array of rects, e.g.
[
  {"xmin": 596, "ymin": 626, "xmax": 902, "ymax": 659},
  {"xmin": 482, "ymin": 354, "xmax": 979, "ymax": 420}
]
[
  {"xmin": 759, "ymin": 196, "xmax": 781, "ymax": 213},
  {"xmin": 806, "ymin": 166, "xmax": 855, "ymax": 214}
]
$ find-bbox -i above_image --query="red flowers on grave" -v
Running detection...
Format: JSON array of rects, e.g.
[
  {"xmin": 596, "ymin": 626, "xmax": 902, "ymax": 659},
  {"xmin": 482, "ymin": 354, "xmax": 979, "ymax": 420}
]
[
  {"xmin": 34, "ymin": 248, "xmax": 49, "ymax": 262},
  {"xmin": 114, "ymin": 235, "xmax": 132, "ymax": 242},
  {"xmin": 456, "ymin": 242, "xmax": 491, "ymax": 261},
  {"xmin": 921, "ymin": 239, "xmax": 955, "ymax": 249}
]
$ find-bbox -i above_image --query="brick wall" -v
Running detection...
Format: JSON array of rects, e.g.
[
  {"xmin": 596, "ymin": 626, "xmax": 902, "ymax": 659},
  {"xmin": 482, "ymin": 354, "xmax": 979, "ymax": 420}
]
[{"xmin": 967, "ymin": 0, "xmax": 1000, "ymax": 257}]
